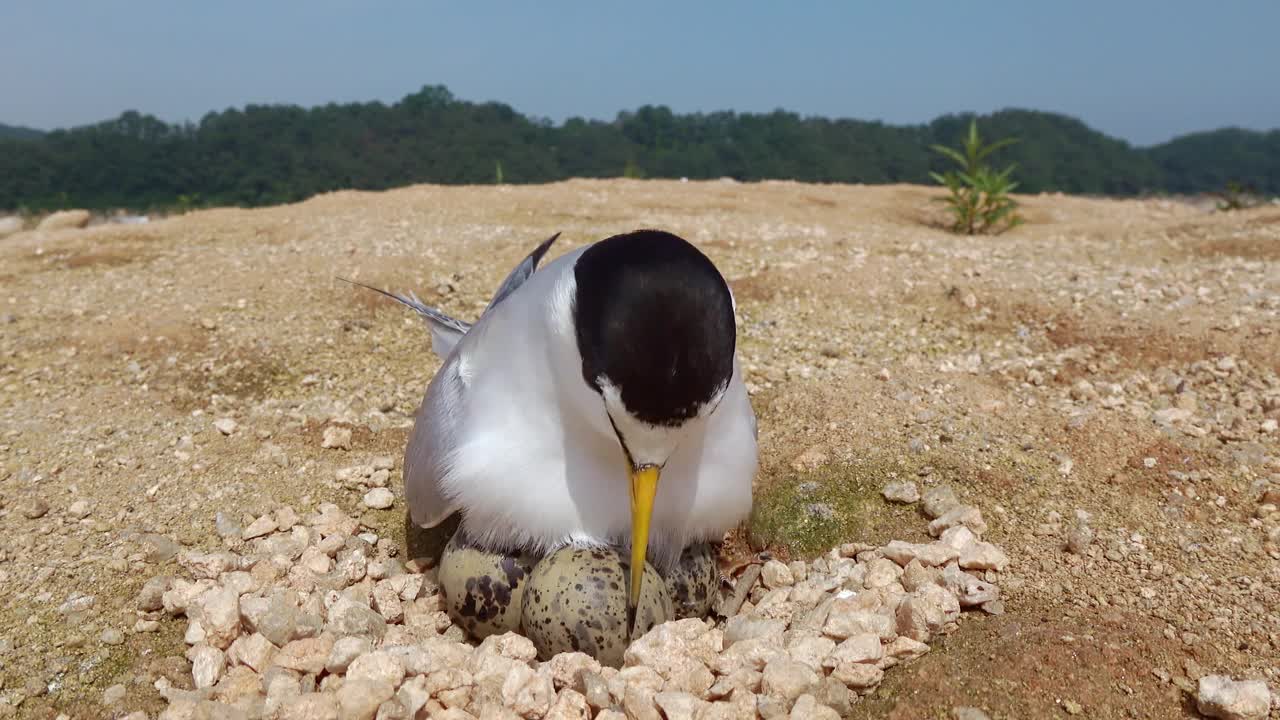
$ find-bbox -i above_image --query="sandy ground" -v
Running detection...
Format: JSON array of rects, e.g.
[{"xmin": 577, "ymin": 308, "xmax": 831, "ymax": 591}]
[{"xmin": 0, "ymin": 179, "xmax": 1278, "ymax": 719}]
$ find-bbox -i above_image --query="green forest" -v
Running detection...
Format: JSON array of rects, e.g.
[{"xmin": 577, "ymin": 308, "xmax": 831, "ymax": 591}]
[{"xmin": 1, "ymin": 85, "xmax": 1277, "ymax": 212}]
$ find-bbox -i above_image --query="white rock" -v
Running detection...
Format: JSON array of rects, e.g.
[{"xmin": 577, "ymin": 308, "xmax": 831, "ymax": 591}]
[
  {"xmin": 761, "ymin": 657, "xmax": 819, "ymax": 703},
  {"xmin": 823, "ymin": 603, "xmax": 895, "ymax": 641},
  {"xmin": 1196, "ymin": 675, "xmax": 1272, "ymax": 720},
  {"xmin": 653, "ymin": 690, "xmax": 707, "ymax": 719},
  {"xmin": 928, "ymin": 505, "xmax": 987, "ymax": 537},
  {"xmin": 199, "ymin": 587, "xmax": 241, "ymax": 650},
  {"xmin": 277, "ymin": 694, "xmax": 340, "ymax": 720},
  {"xmin": 825, "ymin": 633, "xmax": 883, "ymax": 666},
  {"xmin": 882, "ymin": 480, "xmax": 920, "ymax": 504},
  {"xmin": 347, "ymin": 650, "xmax": 406, "ymax": 689},
  {"xmin": 214, "ymin": 418, "xmax": 238, "ymax": 436},
  {"xmin": 785, "ymin": 635, "xmax": 835, "ymax": 673},
  {"xmin": 363, "ymin": 488, "xmax": 394, "ymax": 510},
  {"xmin": 243, "ymin": 514, "xmax": 278, "ymax": 540},
  {"xmin": 326, "ymin": 636, "xmax": 372, "ymax": 674},
  {"xmin": 761, "ymin": 560, "xmax": 795, "ymax": 588},
  {"xmin": 322, "ymin": 425, "xmax": 353, "ymax": 450},
  {"xmin": 500, "ymin": 664, "xmax": 555, "ymax": 718},
  {"xmin": 830, "ymin": 661, "xmax": 884, "ymax": 689},
  {"xmin": 336, "ymin": 678, "xmax": 394, "ymax": 720},
  {"xmin": 790, "ymin": 693, "xmax": 841, "ymax": 719},
  {"xmin": 187, "ymin": 644, "xmax": 225, "ymax": 689},
  {"xmin": 959, "ymin": 541, "xmax": 1009, "ymax": 571},
  {"xmin": 227, "ymin": 632, "xmax": 276, "ymax": 672},
  {"xmin": 68, "ymin": 500, "xmax": 92, "ymax": 519}
]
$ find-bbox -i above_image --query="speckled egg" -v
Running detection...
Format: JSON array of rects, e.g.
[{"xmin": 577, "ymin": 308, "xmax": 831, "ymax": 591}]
[
  {"xmin": 664, "ymin": 541, "xmax": 719, "ymax": 619},
  {"xmin": 438, "ymin": 530, "xmax": 540, "ymax": 641},
  {"xmin": 520, "ymin": 546, "xmax": 673, "ymax": 667}
]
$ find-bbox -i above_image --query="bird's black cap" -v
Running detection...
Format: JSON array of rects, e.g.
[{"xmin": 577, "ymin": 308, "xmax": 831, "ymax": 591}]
[{"xmin": 572, "ymin": 229, "xmax": 736, "ymax": 426}]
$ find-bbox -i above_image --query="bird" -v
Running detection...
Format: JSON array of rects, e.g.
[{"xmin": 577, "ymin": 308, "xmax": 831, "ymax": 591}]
[{"xmin": 346, "ymin": 228, "xmax": 758, "ymax": 626}]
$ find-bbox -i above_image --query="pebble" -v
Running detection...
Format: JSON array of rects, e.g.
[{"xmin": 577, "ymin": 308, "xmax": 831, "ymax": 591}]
[
  {"xmin": 921, "ymin": 485, "xmax": 959, "ymax": 519},
  {"xmin": 882, "ymin": 480, "xmax": 920, "ymax": 504},
  {"xmin": 100, "ymin": 628, "xmax": 125, "ymax": 646},
  {"xmin": 363, "ymin": 487, "xmax": 395, "ymax": 510},
  {"xmin": 140, "ymin": 493, "xmax": 1008, "ymax": 718},
  {"xmin": 214, "ymin": 418, "xmax": 238, "ymax": 436},
  {"xmin": 1196, "ymin": 675, "xmax": 1273, "ymax": 720},
  {"xmin": 952, "ymin": 707, "xmax": 991, "ymax": 720},
  {"xmin": 321, "ymin": 425, "xmax": 353, "ymax": 450},
  {"xmin": 68, "ymin": 500, "xmax": 92, "ymax": 519},
  {"xmin": 21, "ymin": 498, "xmax": 50, "ymax": 519}
]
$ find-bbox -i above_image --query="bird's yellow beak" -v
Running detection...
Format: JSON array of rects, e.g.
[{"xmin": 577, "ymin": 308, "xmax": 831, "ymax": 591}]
[{"xmin": 628, "ymin": 464, "xmax": 660, "ymax": 633}]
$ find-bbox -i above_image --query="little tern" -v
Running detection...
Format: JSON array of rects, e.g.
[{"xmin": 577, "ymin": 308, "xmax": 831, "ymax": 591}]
[{"xmin": 350, "ymin": 229, "xmax": 758, "ymax": 626}]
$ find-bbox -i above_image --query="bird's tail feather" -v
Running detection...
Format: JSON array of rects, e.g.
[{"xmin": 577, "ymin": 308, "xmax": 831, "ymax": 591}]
[{"xmin": 336, "ymin": 277, "xmax": 471, "ymax": 357}]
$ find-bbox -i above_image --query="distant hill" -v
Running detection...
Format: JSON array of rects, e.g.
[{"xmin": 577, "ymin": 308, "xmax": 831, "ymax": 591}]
[
  {"xmin": 0, "ymin": 123, "xmax": 44, "ymax": 141},
  {"xmin": 1, "ymin": 85, "xmax": 1275, "ymax": 211}
]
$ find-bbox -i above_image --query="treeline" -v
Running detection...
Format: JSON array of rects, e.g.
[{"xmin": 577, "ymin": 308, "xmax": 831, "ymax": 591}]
[{"xmin": 1, "ymin": 85, "xmax": 1276, "ymax": 211}]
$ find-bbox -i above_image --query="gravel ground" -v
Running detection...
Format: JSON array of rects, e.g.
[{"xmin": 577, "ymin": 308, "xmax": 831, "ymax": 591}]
[{"xmin": 0, "ymin": 179, "xmax": 1277, "ymax": 719}]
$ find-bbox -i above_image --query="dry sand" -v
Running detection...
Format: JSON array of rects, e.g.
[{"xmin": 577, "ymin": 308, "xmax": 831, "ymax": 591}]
[{"xmin": 0, "ymin": 179, "xmax": 1277, "ymax": 718}]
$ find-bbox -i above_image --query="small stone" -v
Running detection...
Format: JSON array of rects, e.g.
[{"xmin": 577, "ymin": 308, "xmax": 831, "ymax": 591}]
[
  {"xmin": 761, "ymin": 657, "xmax": 819, "ymax": 703},
  {"xmin": 921, "ymin": 485, "xmax": 959, "ymax": 519},
  {"xmin": 102, "ymin": 683, "xmax": 127, "ymax": 706},
  {"xmin": 21, "ymin": 498, "xmax": 50, "ymax": 519},
  {"xmin": 199, "ymin": 586, "xmax": 241, "ymax": 650},
  {"xmin": 875, "ymin": 368, "xmax": 891, "ymax": 381},
  {"xmin": 1196, "ymin": 675, "xmax": 1272, "ymax": 720},
  {"xmin": 274, "ymin": 635, "xmax": 334, "ymax": 675},
  {"xmin": 243, "ymin": 514, "xmax": 278, "ymax": 540},
  {"xmin": 952, "ymin": 707, "xmax": 992, "ymax": 720},
  {"xmin": 138, "ymin": 576, "xmax": 172, "ymax": 611},
  {"xmin": 363, "ymin": 488, "xmax": 394, "ymax": 510},
  {"xmin": 214, "ymin": 418, "xmax": 238, "ymax": 436},
  {"xmin": 337, "ymin": 678, "xmax": 395, "ymax": 720},
  {"xmin": 100, "ymin": 628, "xmax": 125, "ymax": 646},
  {"xmin": 1063, "ymin": 699, "xmax": 1083, "ymax": 715},
  {"xmin": 789, "ymin": 693, "xmax": 840, "ymax": 720},
  {"xmin": 825, "ymin": 633, "xmax": 883, "ymax": 665},
  {"xmin": 958, "ymin": 542, "xmax": 1009, "ymax": 572},
  {"xmin": 761, "ymin": 560, "xmax": 795, "ymax": 589},
  {"xmin": 1065, "ymin": 524, "xmax": 1094, "ymax": 554},
  {"xmin": 322, "ymin": 425, "xmax": 353, "ymax": 450},
  {"xmin": 928, "ymin": 505, "xmax": 987, "ymax": 537},
  {"xmin": 188, "ymin": 644, "xmax": 225, "ymax": 689},
  {"xmin": 348, "ymin": 650, "xmax": 406, "ymax": 689},
  {"xmin": 278, "ymin": 694, "xmax": 340, "ymax": 720},
  {"xmin": 325, "ymin": 636, "xmax": 371, "ymax": 674},
  {"xmin": 68, "ymin": 500, "xmax": 92, "ymax": 519},
  {"xmin": 830, "ymin": 661, "xmax": 883, "ymax": 689},
  {"xmin": 228, "ymin": 632, "xmax": 276, "ymax": 672},
  {"xmin": 882, "ymin": 481, "xmax": 920, "ymax": 504}
]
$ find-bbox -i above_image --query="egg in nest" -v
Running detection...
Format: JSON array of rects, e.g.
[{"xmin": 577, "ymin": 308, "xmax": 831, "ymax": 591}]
[{"xmin": 520, "ymin": 545, "xmax": 673, "ymax": 667}]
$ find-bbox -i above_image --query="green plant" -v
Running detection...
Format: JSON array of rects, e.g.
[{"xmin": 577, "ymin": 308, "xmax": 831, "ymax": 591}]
[
  {"xmin": 495, "ymin": 160, "xmax": 505, "ymax": 184},
  {"xmin": 1211, "ymin": 180, "xmax": 1255, "ymax": 211},
  {"xmin": 929, "ymin": 119, "xmax": 1023, "ymax": 235}
]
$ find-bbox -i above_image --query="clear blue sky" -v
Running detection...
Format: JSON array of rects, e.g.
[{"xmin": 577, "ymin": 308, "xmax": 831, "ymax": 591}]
[{"xmin": 3, "ymin": 1, "xmax": 1277, "ymax": 146}]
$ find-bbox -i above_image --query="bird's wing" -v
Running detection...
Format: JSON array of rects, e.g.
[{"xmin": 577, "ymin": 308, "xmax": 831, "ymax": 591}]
[
  {"xmin": 336, "ymin": 279, "xmax": 471, "ymax": 357},
  {"xmin": 482, "ymin": 232, "xmax": 561, "ymax": 314}
]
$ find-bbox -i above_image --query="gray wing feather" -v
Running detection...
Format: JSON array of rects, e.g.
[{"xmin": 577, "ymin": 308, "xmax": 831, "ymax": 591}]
[
  {"xmin": 336, "ymin": 278, "xmax": 471, "ymax": 357},
  {"xmin": 483, "ymin": 232, "xmax": 560, "ymax": 313}
]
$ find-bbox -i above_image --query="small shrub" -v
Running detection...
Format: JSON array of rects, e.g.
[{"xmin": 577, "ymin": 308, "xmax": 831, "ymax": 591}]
[
  {"xmin": 1211, "ymin": 180, "xmax": 1258, "ymax": 211},
  {"xmin": 929, "ymin": 119, "xmax": 1024, "ymax": 235}
]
